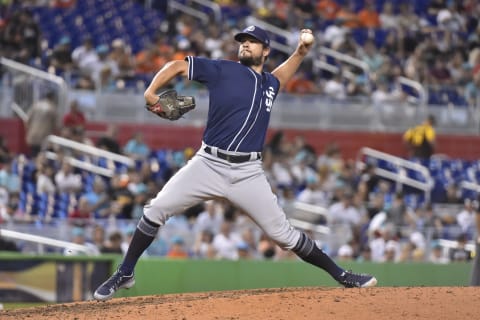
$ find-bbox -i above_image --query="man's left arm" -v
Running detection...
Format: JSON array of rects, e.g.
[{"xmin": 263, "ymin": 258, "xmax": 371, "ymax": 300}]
[{"xmin": 272, "ymin": 29, "xmax": 314, "ymax": 91}]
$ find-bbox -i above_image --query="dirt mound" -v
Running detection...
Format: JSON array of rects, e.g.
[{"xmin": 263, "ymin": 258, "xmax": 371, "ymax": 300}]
[{"xmin": 1, "ymin": 287, "xmax": 478, "ymax": 320}]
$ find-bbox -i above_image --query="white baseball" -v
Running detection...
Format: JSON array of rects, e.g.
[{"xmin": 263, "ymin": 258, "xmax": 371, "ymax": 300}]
[{"xmin": 301, "ymin": 32, "xmax": 314, "ymax": 45}]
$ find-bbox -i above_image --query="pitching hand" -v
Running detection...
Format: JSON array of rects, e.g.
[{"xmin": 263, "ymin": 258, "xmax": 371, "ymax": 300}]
[{"xmin": 297, "ymin": 29, "xmax": 314, "ymax": 56}]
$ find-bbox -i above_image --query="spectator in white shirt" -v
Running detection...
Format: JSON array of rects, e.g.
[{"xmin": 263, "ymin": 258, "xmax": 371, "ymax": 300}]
[
  {"xmin": 71, "ymin": 36, "xmax": 98, "ymax": 75},
  {"xmin": 90, "ymin": 44, "xmax": 119, "ymax": 89},
  {"xmin": 323, "ymin": 73, "xmax": 346, "ymax": 100},
  {"xmin": 194, "ymin": 200, "xmax": 224, "ymax": 235},
  {"xmin": 456, "ymin": 199, "xmax": 477, "ymax": 234},
  {"xmin": 371, "ymin": 81, "xmax": 405, "ymax": 110},
  {"xmin": 324, "ymin": 20, "xmax": 348, "ymax": 49},
  {"xmin": 55, "ymin": 160, "xmax": 82, "ymax": 193},
  {"xmin": 379, "ymin": 1, "xmax": 398, "ymax": 30},
  {"xmin": 271, "ymin": 155, "xmax": 294, "ymax": 188},
  {"xmin": 36, "ymin": 164, "xmax": 56, "ymax": 194},
  {"xmin": 296, "ymin": 176, "xmax": 329, "ymax": 207},
  {"xmin": 327, "ymin": 190, "xmax": 363, "ymax": 226},
  {"xmin": 212, "ymin": 221, "xmax": 243, "ymax": 260},
  {"xmin": 369, "ymin": 230, "xmax": 386, "ymax": 262}
]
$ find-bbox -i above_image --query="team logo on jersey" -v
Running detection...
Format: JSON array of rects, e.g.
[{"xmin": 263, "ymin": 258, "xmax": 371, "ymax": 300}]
[{"xmin": 265, "ymin": 86, "xmax": 275, "ymax": 112}]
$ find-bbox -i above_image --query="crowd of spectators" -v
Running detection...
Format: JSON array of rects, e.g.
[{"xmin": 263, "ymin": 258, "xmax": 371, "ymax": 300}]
[
  {"xmin": 0, "ymin": 122, "xmax": 476, "ymax": 265},
  {"xmin": 0, "ymin": 0, "xmax": 479, "ymax": 106}
]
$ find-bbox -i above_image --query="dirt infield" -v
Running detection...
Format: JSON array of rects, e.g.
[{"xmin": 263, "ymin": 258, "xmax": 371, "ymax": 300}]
[{"xmin": 1, "ymin": 287, "xmax": 478, "ymax": 320}]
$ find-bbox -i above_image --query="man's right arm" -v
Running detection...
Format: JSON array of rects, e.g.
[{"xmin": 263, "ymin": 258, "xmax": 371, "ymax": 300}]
[{"xmin": 144, "ymin": 60, "xmax": 189, "ymax": 105}]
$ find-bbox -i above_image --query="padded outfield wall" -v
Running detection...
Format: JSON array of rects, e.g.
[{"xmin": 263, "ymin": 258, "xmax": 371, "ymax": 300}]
[
  {"xmin": 1, "ymin": 118, "xmax": 480, "ymax": 160},
  {"xmin": 0, "ymin": 253, "xmax": 472, "ymax": 302},
  {"xmin": 116, "ymin": 259, "xmax": 472, "ymax": 297}
]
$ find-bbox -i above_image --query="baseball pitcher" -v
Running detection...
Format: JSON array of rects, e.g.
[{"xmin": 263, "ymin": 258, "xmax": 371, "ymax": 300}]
[{"xmin": 94, "ymin": 26, "xmax": 377, "ymax": 301}]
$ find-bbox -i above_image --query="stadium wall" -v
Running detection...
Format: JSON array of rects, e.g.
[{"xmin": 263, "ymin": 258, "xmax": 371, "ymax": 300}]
[
  {"xmin": 0, "ymin": 253, "xmax": 472, "ymax": 303},
  {"xmin": 116, "ymin": 259, "xmax": 471, "ymax": 297},
  {"xmin": 1, "ymin": 118, "xmax": 479, "ymax": 160}
]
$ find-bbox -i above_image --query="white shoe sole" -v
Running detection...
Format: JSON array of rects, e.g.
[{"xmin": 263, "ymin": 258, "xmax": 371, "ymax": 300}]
[
  {"xmin": 360, "ymin": 277, "xmax": 377, "ymax": 288},
  {"xmin": 93, "ymin": 278, "xmax": 135, "ymax": 301}
]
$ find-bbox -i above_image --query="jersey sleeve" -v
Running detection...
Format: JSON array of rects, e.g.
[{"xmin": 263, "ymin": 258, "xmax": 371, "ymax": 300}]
[{"xmin": 184, "ymin": 56, "xmax": 221, "ymax": 85}]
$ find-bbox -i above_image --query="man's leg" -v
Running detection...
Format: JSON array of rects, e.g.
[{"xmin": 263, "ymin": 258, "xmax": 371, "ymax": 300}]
[
  {"xmin": 94, "ymin": 155, "xmax": 227, "ymax": 300},
  {"xmin": 292, "ymin": 232, "xmax": 377, "ymax": 288},
  {"xmin": 227, "ymin": 167, "xmax": 376, "ymax": 287}
]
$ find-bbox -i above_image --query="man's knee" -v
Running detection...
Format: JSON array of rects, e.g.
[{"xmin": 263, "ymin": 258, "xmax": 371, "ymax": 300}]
[
  {"xmin": 267, "ymin": 225, "xmax": 301, "ymax": 251},
  {"xmin": 143, "ymin": 203, "xmax": 170, "ymax": 226}
]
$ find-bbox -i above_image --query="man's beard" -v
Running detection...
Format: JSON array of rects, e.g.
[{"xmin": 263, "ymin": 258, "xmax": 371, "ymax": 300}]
[{"xmin": 239, "ymin": 55, "xmax": 263, "ymax": 67}]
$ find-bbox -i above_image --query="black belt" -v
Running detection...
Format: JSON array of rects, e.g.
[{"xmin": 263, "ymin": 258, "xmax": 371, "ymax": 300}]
[{"xmin": 204, "ymin": 146, "xmax": 261, "ymax": 163}]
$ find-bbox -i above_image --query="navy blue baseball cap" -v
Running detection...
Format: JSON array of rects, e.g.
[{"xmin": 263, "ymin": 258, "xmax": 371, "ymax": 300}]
[{"xmin": 234, "ymin": 26, "xmax": 270, "ymax": 47}]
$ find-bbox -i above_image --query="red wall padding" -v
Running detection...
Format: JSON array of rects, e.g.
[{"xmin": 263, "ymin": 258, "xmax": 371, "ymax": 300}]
[{"xmin": 2, "ymin": 118, "xmax": 478, "ymax": 161}]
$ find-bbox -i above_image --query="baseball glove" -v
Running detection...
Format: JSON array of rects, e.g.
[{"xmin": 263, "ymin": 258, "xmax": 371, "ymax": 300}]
[{"xmin": 146, "ymin": 89, "xmax": 195, "ymax": 121}]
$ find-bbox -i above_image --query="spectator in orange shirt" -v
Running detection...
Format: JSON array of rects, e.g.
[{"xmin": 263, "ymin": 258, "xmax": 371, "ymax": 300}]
[
  {"xmin": 336, "ymin": 2, "xmax": 361, "ymax": 29},
  {"xmin": 135, "ymin": 45, "xmax": 166, "ymax": 75},
  {"xmin": 51, "ymin": 0, "xmax": 76, "ymax": 8},
  {"xmin": 62, "ymin": 100, "xmax": 86, "ymax": 130},
  {"xmin": 358, "ymin": 1, "xmax": 381, "ymax": 29},
  {"xmin": 285, "ymin": 71, "xmax": 320, "ymax": 94},
  {"xmin": 153, "ymin": 34, "xmax": 174, "ymax": 59},
  {"xmin": 272, "ymin": 0, "xmax": 289, "ymax": 23},
  {"xmin": 316, "ymin": 0, "xmax": 340, "ymax": 21},
  {"xmin": 167, "ymin": 236, "xmax": 189, "ymax": 259}
]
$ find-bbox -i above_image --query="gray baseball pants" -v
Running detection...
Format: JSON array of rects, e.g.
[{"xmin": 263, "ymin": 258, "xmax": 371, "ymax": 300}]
[{"xmin": 143, "ymin": 147, "xmax": 301, "ymax": 250}]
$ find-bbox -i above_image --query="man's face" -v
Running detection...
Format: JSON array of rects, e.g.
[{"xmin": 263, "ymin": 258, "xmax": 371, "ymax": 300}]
[{"xmin": 238, "ymin": 36, "xmax": 269, "ymax": 67}]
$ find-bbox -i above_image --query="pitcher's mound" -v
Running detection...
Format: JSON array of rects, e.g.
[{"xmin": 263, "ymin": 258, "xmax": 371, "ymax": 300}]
[{"xmin": 1, "ymin": 287, "xmax": 478, "ymax": 320}]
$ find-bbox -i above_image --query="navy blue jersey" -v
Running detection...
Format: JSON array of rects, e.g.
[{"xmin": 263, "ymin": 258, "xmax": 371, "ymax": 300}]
[{"xmin": 185, "ymin": 56, "xmax": 280, "ymax": 152}]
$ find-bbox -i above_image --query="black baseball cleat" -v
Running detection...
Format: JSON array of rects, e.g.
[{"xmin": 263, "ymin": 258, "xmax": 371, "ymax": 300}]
[
  {"xmin": 337, "ymin": 270, "xmax": 377, "ymax": 288},
  {"xmin": 93, "ymin": 269, "xmax": 135, "ymax": 301}
]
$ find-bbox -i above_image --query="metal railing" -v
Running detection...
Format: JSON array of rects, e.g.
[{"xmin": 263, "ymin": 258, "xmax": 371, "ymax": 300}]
[
  {"xmin": 0, "ymin": 228, "xmax": 96, "ymax": 255},
  {"xmin": 398, "ymin": 76, "xmax": 428, "ymax": 106},
  {"xmin": 167, "ymin": 0, "xmax": 209, "ymax": 24},
  {"xmin": 191, "ymin": 0, "xmax": 222, "ymax": 23},
  {"xmin": 246, "ymin": 17, "xmax": 342, "ymax": 80},
  {"xmin": 0, "ymin": 57, "xmax": 68, "ymax": 117},
  {"xmin": 45, "ymin": 135, "xmax": 135, "ymax": 168},
  {"xmin": 357, "ymin": 147, "xmax": 434, "ymax": 203},
  {"xmin": 45, "ymin": 151, "xmax": 114, "ymax": 177},
  {"xmin": 437, "ymin": 238, "xmax": 476, "ymax": 253},
  {"xmin": 460, "ymin": 181, "xmax": 480, "ymax": 194},
  {"xmin": 246, "ymin": 16, "xmax": 296, "ymax": 56},
  {"xmin": 10, "ymin": 101, "xmax": 27, "ymax": 121},
  {"xmin": 287, "ymin": 201, "xmax": 330, "ymax": 235}
]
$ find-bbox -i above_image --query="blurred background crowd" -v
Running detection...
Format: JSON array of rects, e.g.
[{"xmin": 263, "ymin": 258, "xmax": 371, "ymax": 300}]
[
  {"xmin": 1, "ymin": 0, "xmax": 480, "ymax": 106},
  {"xmin": 0, "ymin": 0, "xmax": 479, "ymax": 267}
]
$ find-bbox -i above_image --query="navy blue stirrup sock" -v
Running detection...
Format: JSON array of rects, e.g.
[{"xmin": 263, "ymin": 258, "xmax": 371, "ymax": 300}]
[
  {"xmin": 292, "ymin": 232, "xmax": 344, "ymax": 279},
  {"xmin": 119, "ymin": 216, "xmax": 160, "ymax": 274}
]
